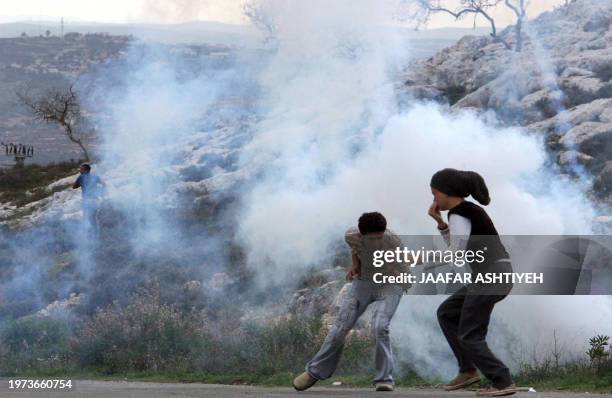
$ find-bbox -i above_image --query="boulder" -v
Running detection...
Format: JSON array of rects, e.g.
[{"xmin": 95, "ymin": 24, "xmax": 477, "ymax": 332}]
[
  {"xmin": 403, "ymin": 0, "xmax": 612, "ymax": 198},
  {"xmin": 560, "ymin": 122, "xmax": 612, "ymax": 161},
  {"xmin": 594, "ymin": 161, "xmax": 612, "ymax": 198}
]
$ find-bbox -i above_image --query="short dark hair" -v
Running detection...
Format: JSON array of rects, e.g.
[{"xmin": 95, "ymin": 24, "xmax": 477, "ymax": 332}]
[
  {"xmin": 358, "ymin": 212, "xmax": 387, "ymax": 234},
  {"xmin": 80, "ymin": 163, "xmax": 91, "ymax": 171}
]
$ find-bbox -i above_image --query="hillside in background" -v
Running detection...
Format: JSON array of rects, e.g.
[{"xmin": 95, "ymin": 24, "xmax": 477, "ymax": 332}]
[
  {"xmin": 0, "ymin": 33, "xmax": 238, "ymax": 166},
  {"xmin": 0, "ymin": 33, "xmax": 130, "ymax": 165},
  {"xmin": 0, "ymin": 23, "xmax": 474, "ymax": 167},
  {"xmin": 404, "ymin": 0, "xmax": 612, "ymax": 205},
  {"xmin": 0, "ymin": 19, "xmax": 486, "ymax": 46},
  {"xmin": 0, "ymin": 24, "xmax": 475, "ymax": 167},
  {"xmin": 0, "ymin": 20, "xmax": 256, "ymax": 47},
  {"xmin": 0, "ymin": 1, "xmax": 610, "ymax": 388}
]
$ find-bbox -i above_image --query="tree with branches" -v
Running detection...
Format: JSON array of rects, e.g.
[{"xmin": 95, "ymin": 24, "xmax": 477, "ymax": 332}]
[
  {"xmin": 17, "ymin": 85, "xmax": 91, "ymax": 161},
  {"xmin": 417, "ymin": 0, "xmax": 511, "ymax": 50},
  {"xmin": 504, "ymin": 0, "xmax": 526, "ymax": 51}
]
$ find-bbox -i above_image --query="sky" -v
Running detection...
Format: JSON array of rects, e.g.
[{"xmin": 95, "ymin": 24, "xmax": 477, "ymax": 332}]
[{"xmin": 0, "ymin": 0, "xmax": 565, "ymax": 28}]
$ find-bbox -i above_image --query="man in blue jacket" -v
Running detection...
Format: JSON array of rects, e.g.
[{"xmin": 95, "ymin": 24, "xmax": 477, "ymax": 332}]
[{"xmin": 72, "ymin": 163, "xmax": 105, "ymax": 233}]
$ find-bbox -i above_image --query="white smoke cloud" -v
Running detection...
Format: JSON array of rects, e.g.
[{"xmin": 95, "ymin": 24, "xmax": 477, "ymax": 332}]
[
  {"xmin": 237, "ymin": 0, "xmax": 594, "ymax": 279},
  {"xmin": 91, "ymin": 46, "xmax": 230, "ymax": 252},
  {"xmin": 5, "ymin": 0, "xmax": 603, "ymax": 382},
  {"xmin": 235, "ymin": 0, "xmax": 610, "ymax": 379}
]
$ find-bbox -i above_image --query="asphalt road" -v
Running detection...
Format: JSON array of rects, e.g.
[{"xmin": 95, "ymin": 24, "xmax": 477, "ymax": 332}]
[{"xmin": 1, "ymin": 380, "xmax": 611, "ymax": 398}]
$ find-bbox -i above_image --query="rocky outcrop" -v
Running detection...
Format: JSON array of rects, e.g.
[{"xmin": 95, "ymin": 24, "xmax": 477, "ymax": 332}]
[
  {"xmin": 403, "ymin": 0, "xmax": 612, "ymax": 203},
  {"xmin": 288, "ymin": 268, "xmax": 372, "ymax": 331},
  {"xmin": 37, "ymin": 292, "xmax": 84, "ymax": 318}
]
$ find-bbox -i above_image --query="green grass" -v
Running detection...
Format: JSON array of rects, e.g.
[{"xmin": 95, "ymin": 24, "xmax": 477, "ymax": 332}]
[
  {"xmin": 516, "ymin": 369, "xmax": 612, "ymax": 393},
  {"xmin": 1, "ymin": 289, "xmax": 609, "ymax": 394},
  {"xmin": 0, "ymin": 161, "xmax": 80, "ymax": 208}
]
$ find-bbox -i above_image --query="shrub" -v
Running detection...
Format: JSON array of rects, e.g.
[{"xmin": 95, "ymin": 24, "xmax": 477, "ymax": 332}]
[
  {"xmin": 0, "ymin": 161, "xmax": 79, "ymax": 208},
  {"xmin": 587, "ymin": 334, "xmax": 610, "ymax": 373},
  {"xmin": 196, "ymin": 317, "xmax": 324, "ymax": 375},
  {"xmin": 194, "ymin": 315, "xmax": 374, "ymax": 378},
  {"xmin": 0, "ymin": 316, "xmax": 70, "ymax": 374},
  {"xmin": 246, "ymin": 317, "xmax": 325, "ymax": 374},
  {"xmin": 75, "ymin": 285, "xmax": 209, "ymax": 373},
  {"xmin": 515, "ymin": 332, "xmax": 612, "ymax": 391}
]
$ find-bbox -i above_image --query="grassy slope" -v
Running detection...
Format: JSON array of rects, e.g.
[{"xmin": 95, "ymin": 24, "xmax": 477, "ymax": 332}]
[{"xmin": 0, "ymin": 161, "xmax": 79, "ymax": 207}]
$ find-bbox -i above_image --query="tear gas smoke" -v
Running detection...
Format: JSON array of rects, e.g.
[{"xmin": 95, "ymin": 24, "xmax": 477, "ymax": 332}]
[
  {"xmin": 0, "ymin": 0, "xmax": 609, "ymax": 381},
  {"xmin": 235, "ymin": 0, "xmax": 611, "ymax": 378}
]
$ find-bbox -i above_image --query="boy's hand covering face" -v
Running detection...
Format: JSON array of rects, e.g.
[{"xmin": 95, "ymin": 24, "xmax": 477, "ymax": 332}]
[
  {"xmin": 428, "ymin": 200, "xmax": 442, "ymax": 220},
  {"xmin": 428, "ymin": 200, "xmax": 447, "ymax": 229}
]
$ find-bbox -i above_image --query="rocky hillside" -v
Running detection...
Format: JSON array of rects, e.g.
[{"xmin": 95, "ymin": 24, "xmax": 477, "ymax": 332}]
[
  {"xmin": 1, "ymin": 0, "xmax": 610, "ymax": 338},
  {"xmin": 403, "ymin": 0, "xmax": 612, "ymax": 204},
  {"xmin": 0, "ymin": 33, "xmax": 130, "ymax": 165},
  {"xmin": 0, "ymin": 33, "xmax": 237, "ymax": 167}
]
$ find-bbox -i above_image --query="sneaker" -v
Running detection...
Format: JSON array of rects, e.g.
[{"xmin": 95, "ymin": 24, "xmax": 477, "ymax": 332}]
[
  {"xmin": 442, "ymin": 371, "xmax": 481, "ymax": 391},
  {"xmin": 293, "ymin": 372, "xmax": 318, "ymax": 391},
  {"xmin": 476, "ymin": 384, "xmax": 517, "ymax": 396},
  {"xmin": 375, "ymin": 382, "xmax": 394, "ymax": 391}
]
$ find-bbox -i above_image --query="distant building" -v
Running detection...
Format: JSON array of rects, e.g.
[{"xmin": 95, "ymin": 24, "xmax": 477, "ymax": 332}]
[{"xmin": 64, "ymin": 32, "xmax": 82, "ymax": 40}]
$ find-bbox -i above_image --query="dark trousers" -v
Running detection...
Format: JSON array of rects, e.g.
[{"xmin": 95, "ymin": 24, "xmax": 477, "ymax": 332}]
[{"xmin": 437, "ymin": 286, "xmax": 513, "ymax": 389}]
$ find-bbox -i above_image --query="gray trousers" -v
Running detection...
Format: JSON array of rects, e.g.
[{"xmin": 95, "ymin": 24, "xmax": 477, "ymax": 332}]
[{"xmin": 306, "ymin": 280, "xmax": 402, "ymax": 384}]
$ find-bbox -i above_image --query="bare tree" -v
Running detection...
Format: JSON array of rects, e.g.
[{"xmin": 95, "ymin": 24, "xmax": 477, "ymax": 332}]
[
  {"xmin": 243, "ymin": 1, "xmax": 277, "ymax": 45},
  {"xmin": 504, "ymin": 0, "xmax": 526, "ymax": 51},
  {"xmin": 17, "ymin": 85, "xmax": 91, "ymax": 161},
  {"xmin": 417, "ymin": 0, "xmax": 511, "ymax": 50}
]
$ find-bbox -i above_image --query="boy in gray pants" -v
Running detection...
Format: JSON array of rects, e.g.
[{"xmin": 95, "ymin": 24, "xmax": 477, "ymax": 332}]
[{"xmin": 293, "ymin": 212, "xmax": 408, "ymax": 392}]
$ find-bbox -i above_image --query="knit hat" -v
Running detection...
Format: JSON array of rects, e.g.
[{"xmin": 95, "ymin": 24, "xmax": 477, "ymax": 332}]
[{"xmin": 430, "ymin": 168, "xmax": 491, "ymax": 205}]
